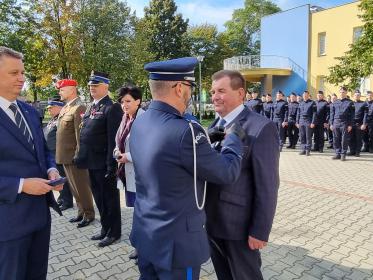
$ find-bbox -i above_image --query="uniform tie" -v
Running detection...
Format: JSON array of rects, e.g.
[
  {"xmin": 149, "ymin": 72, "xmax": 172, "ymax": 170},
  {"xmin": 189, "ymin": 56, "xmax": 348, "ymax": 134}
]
[{"xmin": 9, "ymin": 103, "xmax": 34, "ymax": 150}]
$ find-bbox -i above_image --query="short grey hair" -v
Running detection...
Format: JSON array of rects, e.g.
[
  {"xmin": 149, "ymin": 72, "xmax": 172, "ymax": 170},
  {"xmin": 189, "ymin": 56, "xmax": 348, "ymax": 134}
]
[
  {"xmin": 149, "ymin": 80, "xmax": 175, "ymax": 98},
  {"xmin": 0, "ymin": 46, "xmax": 24, "ymax": 60}
]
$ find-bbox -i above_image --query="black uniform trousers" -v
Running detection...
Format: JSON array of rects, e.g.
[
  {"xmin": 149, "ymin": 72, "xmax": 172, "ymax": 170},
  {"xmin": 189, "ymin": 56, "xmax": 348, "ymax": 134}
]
[
  {"xmin": 333, "ymin": 125, "xmax": 351, "ymax": 155},
  {"xmin": 0, "ymin": 215, "xmax": 51, "ymax": 280},
  {"xmin": 313, "ymin": 124, "xmax": 325, "ymax": 151},
  {"xmin": 274, "ymin": 119, "xmax": 286, "ymax": 148},
  {"xmin": 363, "ymin": 125, "xmax": 373, "ymax": 152},
  {"xmin": 209, "ymin": 237, "xmax": 263, "ymax": 280},
  {"xmin": 56, "ymin": 163, "xmax": 73, "ymax": 207},
  {"xmin": 299, "ymin": 124, "xmax": 313, "ymax": 152},
  {"xmin": 349, "ymin": 124, "xmax": 363, "ymax": 154},
  {"xmin": 88, "ymin": 169, "xmax": 121, "ymax": 238},
  {"xmin": 137, "ymin": 257, "xmax": 200, "ymax": 280},
  {"xmin": 287, "ymin": 122, "xmax": 298, "ymax": 148}
]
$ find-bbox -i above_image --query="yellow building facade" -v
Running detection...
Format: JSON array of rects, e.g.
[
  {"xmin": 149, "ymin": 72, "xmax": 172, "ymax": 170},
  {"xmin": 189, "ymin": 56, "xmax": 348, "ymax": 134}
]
[{"xmin": 309, "ymin": 1, "xmax": 372, "ymax": 97}]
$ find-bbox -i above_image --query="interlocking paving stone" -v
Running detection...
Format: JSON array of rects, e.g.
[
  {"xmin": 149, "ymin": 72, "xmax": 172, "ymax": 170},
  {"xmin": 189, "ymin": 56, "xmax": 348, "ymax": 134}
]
[{"xmin": 47, "ymin": 148, "xmax": 373, "ymax": 279}]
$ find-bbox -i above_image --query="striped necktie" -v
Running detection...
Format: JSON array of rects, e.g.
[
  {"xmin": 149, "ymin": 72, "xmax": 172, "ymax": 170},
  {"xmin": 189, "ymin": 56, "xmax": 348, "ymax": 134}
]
[{"xmin": 9, "ymin": 103, "xmax": 34, "ymax": 150}]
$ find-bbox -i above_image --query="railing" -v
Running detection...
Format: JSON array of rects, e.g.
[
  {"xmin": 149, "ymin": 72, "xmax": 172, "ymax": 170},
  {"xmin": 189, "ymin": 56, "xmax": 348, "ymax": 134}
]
[{"xmin": 224, "ymin": 55, "xmax": 306, "ymax": 80}]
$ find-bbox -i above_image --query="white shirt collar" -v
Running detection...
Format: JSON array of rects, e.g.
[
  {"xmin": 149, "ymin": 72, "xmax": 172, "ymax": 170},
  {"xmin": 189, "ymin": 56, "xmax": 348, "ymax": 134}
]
[
  {"xmin": 0, "ymin": 96, "xmax": 18, "ymax": 111},
  {"xmin": 218, "ymin": 104, "xmax": 245, "ymax": 126},
  {"xmin": 93, "ymin": 95, "xmax": 107, "ymax": 105}
]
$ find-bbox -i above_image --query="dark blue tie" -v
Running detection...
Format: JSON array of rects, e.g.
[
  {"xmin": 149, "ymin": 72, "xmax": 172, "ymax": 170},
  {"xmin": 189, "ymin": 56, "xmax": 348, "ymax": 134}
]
[
  {"xmin": 9, "ymin": 103, "xmax": 34, "ymax": 150},
  {"xmin": 218, "ymin": 118, "xmax": 226, "ymax": 127}
]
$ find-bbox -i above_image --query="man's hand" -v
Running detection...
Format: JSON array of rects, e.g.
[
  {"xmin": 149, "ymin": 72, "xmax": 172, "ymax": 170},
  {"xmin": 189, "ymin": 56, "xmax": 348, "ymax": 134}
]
[
  {"xmin": 23, "ymin": 178, "xmax": 53, "ymax": 195},
  {"xmin": 347, "ymin": 126, "xmax": 352, "ymax": 133},
  {"xmin": 296, "ymin": 123, "xmax": 299, "ymax": 128},
  {"xmin": 48, "ymin": 170, "xmax": 63, "ymax": 191},
  {"xmin": 208, "ymin": 126, "xmax": 225, "ymax": 143},
  {"xmin": 330, "ymin": 125, "xmax": 334, "ymax": 131},
  {"xmin": 361, "ymin": 124, "xmax": 367, "ymax": 130},
  {"xmin": 116, "ymin": 153, "xmax": 129, "ymax": 164},
  {"xmin": 323, "ymin": 123, "xmax": 329, "ymax": 129},
  {"xmin": 248, "ymin": 236, "xmax": 267, "ymax": 250},
  {"xmin": 282, "ymin": 122, "xmax": 288, "ymax": 128},
  {"xmin": 310, "ymin": 123, "xmax": 315, "ymax": 129}
]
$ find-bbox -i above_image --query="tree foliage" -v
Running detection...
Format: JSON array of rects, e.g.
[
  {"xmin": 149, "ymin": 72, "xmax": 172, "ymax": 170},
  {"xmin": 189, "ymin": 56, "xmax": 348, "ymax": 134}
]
[
  {"xmin": 143, "ymin": 0, "xmax": 189, "ymax": 60},
  {"xmin": 327, "ymin": 0, "xmax": 373, "ymax": 90},
  {"xmin": 223, "ymin": 0, "xmax": 280, "ymax": 55}
]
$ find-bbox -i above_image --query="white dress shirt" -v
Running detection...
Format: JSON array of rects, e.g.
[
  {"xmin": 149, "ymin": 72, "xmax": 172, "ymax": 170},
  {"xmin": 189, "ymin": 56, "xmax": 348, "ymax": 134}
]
[{"xmin": 217, "ymin": 104, "xmax": 245, "ymax": 127}]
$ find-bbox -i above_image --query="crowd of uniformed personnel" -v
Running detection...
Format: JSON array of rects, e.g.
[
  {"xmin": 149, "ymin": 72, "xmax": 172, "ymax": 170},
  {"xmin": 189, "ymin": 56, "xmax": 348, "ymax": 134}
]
[{"xmin": 245, "ymin": 87, "xmax": 373, "ymax": 161}]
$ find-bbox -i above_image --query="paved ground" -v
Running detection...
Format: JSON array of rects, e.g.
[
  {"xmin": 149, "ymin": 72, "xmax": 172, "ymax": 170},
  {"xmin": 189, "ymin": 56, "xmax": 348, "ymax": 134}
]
[{"xmin": 48, "ymin": 148, "xmax": 373, "ymax": 280}]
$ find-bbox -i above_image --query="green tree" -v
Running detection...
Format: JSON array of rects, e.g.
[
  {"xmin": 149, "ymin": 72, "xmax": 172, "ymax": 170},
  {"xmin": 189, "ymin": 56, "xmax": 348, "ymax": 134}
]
[
  {"xmin": 327, "ymin": 0, "xmax": 373, "ymax": 90},
  {"xmin": 223, "ymin": 0, "xmax": 280, "ymax": 55},
  {"xmin": 75, "ymin": 0, "xmax": 135, "ymax": 92},
  {"xmin": 187, "ymin": 24, "xmax": 234, "ymax": 90},
  {"xmin": 143, "ymin": 0, "xmax": 189, "ymax": 60}
]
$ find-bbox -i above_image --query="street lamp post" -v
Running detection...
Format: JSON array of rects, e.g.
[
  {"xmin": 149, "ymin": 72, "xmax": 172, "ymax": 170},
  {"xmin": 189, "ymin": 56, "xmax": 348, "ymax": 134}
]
[{"xmin": 197, "ymin": 56, "xmax": 204, "ymax": 122}]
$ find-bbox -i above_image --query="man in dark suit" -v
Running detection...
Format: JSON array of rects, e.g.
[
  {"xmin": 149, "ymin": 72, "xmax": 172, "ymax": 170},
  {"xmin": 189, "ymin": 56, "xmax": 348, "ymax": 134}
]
[
  {"xmin": 0, "ymin": 46, "xmax": 62, "ymax": 279},
  {"xmin": 75, "ymin": 71, "xmax": 123, "ymax": 247},
  {"xmin": 206, "ymin": 70, "xmax": 280, "ymax": 280},
  {"xmin": 43, "ymin": 98, "xmax": 73, "ymax": 211}
]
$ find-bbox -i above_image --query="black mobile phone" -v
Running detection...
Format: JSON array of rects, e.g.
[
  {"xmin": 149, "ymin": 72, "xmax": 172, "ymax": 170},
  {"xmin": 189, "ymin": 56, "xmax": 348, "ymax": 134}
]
[{"xmin": 48, "ymin": 177, "xmax": 67, "ymax": 187}]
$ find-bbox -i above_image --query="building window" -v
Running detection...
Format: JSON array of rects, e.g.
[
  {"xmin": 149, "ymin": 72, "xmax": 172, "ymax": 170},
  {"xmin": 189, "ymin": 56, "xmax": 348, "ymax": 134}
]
[
  {"xmin": 353, "ymin": 26, "xmax": 363, "ymax": 43},
  {"xmin": 317, "ymin": 76, "xmax": 325, "ymax": 92},
  {"xmin": 318, "ymin": 32, "xmax": 326, "ymax": 56}
]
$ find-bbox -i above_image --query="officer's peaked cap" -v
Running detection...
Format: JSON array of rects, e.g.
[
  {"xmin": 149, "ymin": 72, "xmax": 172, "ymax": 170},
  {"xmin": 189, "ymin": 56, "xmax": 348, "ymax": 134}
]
[
  {"xmin": 88, "ymin": 71, "xmax": 110, "ymax": 85},
  {"xmin": 144, "ymin": 57, "xmax": 198, "ymax": 83}
]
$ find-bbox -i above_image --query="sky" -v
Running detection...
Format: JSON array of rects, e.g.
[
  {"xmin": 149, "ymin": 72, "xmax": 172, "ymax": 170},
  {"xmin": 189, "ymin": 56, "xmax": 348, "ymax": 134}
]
[{"xmin": 126, "ymin": 0, "xmax": 356, "ymax": 30}]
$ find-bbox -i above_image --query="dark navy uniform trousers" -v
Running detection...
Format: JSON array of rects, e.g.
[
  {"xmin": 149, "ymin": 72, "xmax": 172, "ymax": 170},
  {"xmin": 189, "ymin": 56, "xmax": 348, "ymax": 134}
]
[{"xmin": 333, "ymin": 125, "xmax": 351, "ymax": 155}]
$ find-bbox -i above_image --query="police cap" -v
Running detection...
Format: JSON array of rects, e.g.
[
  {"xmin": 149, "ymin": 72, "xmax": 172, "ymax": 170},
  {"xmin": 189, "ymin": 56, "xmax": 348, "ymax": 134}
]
[
  {"xmin": 144, "ymin": 57, "xmax": 198, "ymax": 84},
  {"xmin": 88, "ymin": 71, "xmax": 110, "ymax": 85}
]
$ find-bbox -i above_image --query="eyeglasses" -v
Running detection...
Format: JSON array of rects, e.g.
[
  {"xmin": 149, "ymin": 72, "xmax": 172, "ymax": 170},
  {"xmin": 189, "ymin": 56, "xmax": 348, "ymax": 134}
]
[{"xmin": 172, "ymin": 82, "xmax": 196, "ymax": 93}]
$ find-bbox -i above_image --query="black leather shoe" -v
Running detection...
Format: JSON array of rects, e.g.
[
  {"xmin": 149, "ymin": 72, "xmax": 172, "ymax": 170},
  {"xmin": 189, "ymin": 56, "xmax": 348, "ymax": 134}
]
[
  {"xmin": 91, "ymin": 232, "xmax": 107, "ymax": 241},
  {"xmin": 77, "ymin": 218, "xmax": 94, "ymax": 228},
  {"xmin": 341, "ymin": 155, "xmax": 346, "ymax": 161},
  {"xmin": 355, "ymin": 153, "xmax": 360, "ymax": 157},
  {"xmin": 69, "ymin": 216, "xmax": 83, "ymax": 223},
  {"xmin": 306, "ymin": 151, "xmax": 310, "ymax": 156},
  {"xmin": 98, "ymin": 236, "xmax": 119, "ymax": 247},
  {"xmin": 286, "ymin": 145, "xmax": 292, "ymax": 149},
  {"xmin": 327, "ymin": 145, "xmax": 333, "ymax": 149},
  {"xmin": 347, "ymin": 152, "xmax": 355, "ymax": 156},
  {"xmin": 60, "ymin": 204, "xmax": 73, "ymax": 211},
  {"xmin": 129, "ymin": 249, "xmax": 138, "ymax": 260},
  {"xmin": 299, "ymin": 151, "xmax": 306, "ymax": 155},
  {"xmin": 332, "ymin": 155, "xmax": 341, "ymax": 160},
  {"xmin": 319, "ymin": 149, "xmax": 323, "ymax": 153}
]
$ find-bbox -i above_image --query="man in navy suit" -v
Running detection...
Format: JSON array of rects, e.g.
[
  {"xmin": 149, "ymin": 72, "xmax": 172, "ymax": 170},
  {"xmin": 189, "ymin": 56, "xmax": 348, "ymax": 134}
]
[
  {"xmin": 206, "ymin": 70, "xmax": 280, "ymax": 280},
  {"xmin": 0, "ymin": 46, "xmax": 62, "ymax": 279}
]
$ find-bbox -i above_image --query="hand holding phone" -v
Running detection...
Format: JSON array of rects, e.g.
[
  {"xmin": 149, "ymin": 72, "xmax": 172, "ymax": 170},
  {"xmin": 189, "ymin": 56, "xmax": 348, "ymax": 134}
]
[{"xmin": 48, "ymin": 177, "xmax": 67, "ymax": 187}]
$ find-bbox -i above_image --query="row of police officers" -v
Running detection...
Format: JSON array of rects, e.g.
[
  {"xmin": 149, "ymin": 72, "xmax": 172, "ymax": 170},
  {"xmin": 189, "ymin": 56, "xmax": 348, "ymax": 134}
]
[{"xmin": 252, "ymin": 87, "xmax": 373, "ymax": 161}]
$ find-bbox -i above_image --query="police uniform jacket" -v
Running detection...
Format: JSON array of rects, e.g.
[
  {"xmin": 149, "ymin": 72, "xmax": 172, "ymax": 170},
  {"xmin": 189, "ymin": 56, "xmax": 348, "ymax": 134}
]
[
  {"xmin": 43, "ymin": 116, "xmax": 58, "ymax": 155},
  {"xmin": 296, "ymin": 99, "xmax": 317, "ymax": 125},
  {"xmin": 330, "ymin": 98, "xmax": 354, "ymax": 127},
  {"xmin": 286, "ymin": 102, "xmax": 299, "ymax": 124},
  {"xmin": 206, "ymin": 107, "xmax": 279, "ymax": 242},
  {"xmin": 56, "ymin": 98, "xmax": 86, "ymax": 164},
  {"xmin": 315, "ymin": 100, "xmax": 329, "ymax": 125},
  {"xmin": 363, "ymin": 101, "xmax": 373, "ymax": 125},
  {"xmin": 262, "ymin": 101, "xmax": 273, "ymax": 119},
  {"xmin": 271, "ymin": 100, "xmax": 288, "ymax": 122},
  {"xmin": 245, "ymin": 98, "xmax": 263, "ymax": 114},
  {"xmin": 77, "ymin": 95, "xmax": 122, "ymax": 172},
  {"xmin": 129, "ymin": 101, "xmax": 243, "ymax": 270},
  {"xmin": 353, "ymin": 101, "xmax": 367, "ymax": 125}
]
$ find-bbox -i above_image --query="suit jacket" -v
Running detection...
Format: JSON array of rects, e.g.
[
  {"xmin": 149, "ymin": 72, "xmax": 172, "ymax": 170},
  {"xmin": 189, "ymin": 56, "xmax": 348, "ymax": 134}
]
[
  {"xmin": 0, "ymin": 100, "xmax": 61, "ymax": 242},
  {"xmin": 206, "ymin": 107, "xmax": 280, "ymax": 242},
  {"xmin": 77, "ymin": 95, "xmax": 123, "ymax": 171},
  {"xmin": 56, "ymin": 98, "xmax": 86, "ymax": 164}
]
